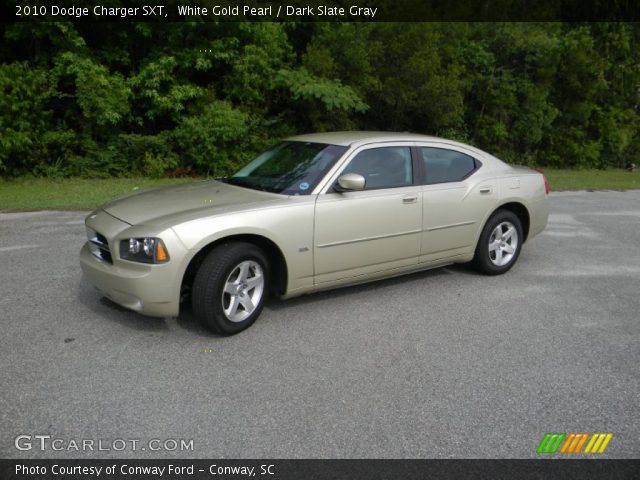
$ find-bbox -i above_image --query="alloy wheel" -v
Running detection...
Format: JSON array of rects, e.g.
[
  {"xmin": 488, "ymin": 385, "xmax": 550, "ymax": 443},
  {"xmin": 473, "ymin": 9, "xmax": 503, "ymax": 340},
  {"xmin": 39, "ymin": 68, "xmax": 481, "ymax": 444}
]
[
  {"xmin": 221, "ymin": 260, "xmax": 265, "ymax": 322},
  {"xmin": 488, "ymin": 221, "xmax": 518, "ymax": 267}
]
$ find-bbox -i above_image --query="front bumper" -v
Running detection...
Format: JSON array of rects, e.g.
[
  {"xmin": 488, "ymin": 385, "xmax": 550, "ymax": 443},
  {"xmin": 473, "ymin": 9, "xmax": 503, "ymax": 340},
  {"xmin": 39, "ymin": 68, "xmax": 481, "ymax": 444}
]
[
  {"xmin": 80, "ymin": 209, "xmax": 187, "ymax": 318},
  {"xmin": 80, "ymin": 243, "xmax": 181, "ymax": 317},
  {"xmin": 80, "ymin": 243, "xmax": 180, "ymax": 317}
]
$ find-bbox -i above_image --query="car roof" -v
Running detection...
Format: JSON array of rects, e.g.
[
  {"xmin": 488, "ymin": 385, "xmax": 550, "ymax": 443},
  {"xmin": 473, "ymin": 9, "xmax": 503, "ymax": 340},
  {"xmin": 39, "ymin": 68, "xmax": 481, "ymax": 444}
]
[
  {"xmin": 284, "ymin": 131, "xmax": 508, "ymax": 168},
  {"xmin": 286, "ymin": 131, "xmax": 468, "ymax": 149}
]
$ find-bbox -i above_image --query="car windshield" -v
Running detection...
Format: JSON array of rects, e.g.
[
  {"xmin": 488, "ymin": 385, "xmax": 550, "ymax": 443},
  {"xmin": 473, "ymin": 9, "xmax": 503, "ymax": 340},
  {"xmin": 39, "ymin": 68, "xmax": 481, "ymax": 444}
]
[{"xmin": 223, "ymin": 141, "xmax": 347, "ymax": 195}]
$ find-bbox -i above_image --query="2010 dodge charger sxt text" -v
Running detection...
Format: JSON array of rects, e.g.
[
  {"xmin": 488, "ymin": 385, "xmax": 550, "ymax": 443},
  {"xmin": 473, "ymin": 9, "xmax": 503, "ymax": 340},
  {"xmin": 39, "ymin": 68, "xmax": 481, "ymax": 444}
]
[{"xmin": 80, "ymin": 132, "xmax": 549, "ymax": 334}]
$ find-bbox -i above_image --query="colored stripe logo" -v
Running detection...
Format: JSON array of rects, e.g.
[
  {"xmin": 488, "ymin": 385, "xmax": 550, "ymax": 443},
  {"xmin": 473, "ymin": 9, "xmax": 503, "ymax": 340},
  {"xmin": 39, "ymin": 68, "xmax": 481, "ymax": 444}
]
[
  {"xmin": 583, "ymin": 433, "xmax": 614, "ymax": 453},
  {"xmin": 537, "ymin": 433, "xmax": 613, "ymax": 454},
  {"xmin": 537, "ymin": 433, "xmax": 565, "ymax": 454}
]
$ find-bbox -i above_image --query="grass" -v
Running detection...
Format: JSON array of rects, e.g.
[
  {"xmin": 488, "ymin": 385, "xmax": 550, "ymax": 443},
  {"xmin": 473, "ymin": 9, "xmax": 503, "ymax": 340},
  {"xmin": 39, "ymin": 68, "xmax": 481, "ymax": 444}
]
[
  {"xmin": 0, "ymin": 177, "xmax": 196, "ymax": 211},
  {"xmin": 544, "ymin": 168, "xmax": 640, "ymax": 192},
  {"xmin": 0, "ymin": 169, "xmax": 638, "ymax": 211}
]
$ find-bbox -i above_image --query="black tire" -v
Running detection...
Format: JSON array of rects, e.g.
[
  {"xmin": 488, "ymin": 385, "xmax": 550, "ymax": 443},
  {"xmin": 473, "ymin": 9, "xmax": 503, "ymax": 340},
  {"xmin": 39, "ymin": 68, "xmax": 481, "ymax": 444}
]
[
  {"xmin": 472, "ymin": 210, "xmax": 523, "ymax": 275},
  {"xmin": 192, "ymin": 242, "xmax": 269, "ymax": 335}
]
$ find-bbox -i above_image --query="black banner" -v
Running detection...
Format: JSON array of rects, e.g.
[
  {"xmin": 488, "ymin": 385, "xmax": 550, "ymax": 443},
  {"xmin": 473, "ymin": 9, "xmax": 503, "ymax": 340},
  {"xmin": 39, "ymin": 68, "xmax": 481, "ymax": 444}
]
[
  {"xmin": 4, "ymin": 0, "xmax": 640, "ymax": 22},
  {"xmin": 2, "ymin": 459, "xmax": 640, "ymax": 480}
]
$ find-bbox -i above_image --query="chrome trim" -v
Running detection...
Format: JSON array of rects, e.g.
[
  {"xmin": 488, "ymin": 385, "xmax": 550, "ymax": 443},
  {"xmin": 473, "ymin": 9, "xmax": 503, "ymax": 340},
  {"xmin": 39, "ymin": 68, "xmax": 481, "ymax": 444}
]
[
  {"xmin": 426, "ymin": 220, "xmax": 475, "ymax": 232},
  {"xmin": 317, "ymin": 229, "xmax": 422, "ymax": 249},
  {"xmin": 86, "ymin": 228, "xmax": 112, "ymax": 263}
]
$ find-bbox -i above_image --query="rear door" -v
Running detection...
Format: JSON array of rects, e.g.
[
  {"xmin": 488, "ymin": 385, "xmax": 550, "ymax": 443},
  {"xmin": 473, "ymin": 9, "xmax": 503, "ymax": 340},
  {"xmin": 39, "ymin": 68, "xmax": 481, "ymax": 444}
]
[{"xmin": 418, "ymin": 144, "xmax": 498, "ymax": 262}]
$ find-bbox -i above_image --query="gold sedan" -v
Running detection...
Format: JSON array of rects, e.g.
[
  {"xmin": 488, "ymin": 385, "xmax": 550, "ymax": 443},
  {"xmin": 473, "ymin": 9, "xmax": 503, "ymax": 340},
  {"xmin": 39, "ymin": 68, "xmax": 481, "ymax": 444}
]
[{"xmin": 80, "ymin": 132, "xmax": 549, "ymax": 334}]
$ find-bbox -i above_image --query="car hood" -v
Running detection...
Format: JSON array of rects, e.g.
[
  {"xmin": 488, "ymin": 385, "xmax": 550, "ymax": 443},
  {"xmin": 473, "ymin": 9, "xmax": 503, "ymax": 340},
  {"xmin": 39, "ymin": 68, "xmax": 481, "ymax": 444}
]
[{"xmin": 102, "ymin": 180, "xmax": 283, "ymax": 226}]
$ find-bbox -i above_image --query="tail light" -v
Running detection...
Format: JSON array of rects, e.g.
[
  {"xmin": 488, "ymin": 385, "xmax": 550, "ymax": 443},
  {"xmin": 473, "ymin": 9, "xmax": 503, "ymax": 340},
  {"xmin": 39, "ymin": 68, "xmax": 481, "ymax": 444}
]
[{"xmin": 535, "ymin": 168, "xmax": 549, "ymax": 195}]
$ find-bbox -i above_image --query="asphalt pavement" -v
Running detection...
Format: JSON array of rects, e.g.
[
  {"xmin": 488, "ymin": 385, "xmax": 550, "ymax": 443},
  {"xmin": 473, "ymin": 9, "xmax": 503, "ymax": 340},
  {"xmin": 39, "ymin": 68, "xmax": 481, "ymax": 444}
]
[{"xmin": 1, "ymin": 191, "xmax": 639, "ymax": 458}]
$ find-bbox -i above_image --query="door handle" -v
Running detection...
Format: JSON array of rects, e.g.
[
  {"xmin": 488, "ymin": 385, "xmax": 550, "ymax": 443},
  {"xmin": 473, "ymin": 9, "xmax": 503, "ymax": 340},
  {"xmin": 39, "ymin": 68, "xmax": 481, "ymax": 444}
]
[
  {"xmin": 402, "ymin": 195, "xmax": 418, "ymax": 204},
  {"xmin": 479, "ymin": 187, "xmax": 492, "ymax": 194}
]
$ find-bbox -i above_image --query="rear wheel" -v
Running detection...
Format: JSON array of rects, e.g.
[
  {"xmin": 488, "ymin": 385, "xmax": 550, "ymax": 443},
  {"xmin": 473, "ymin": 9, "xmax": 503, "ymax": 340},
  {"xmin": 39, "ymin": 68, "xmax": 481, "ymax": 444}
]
[
  {"xmin": 473, "ymin": 210, "xmax": 523, "ymax": 275},
  {"xmin": 192, "ymin": 242, "xmax": 268, "ymax": 335}
]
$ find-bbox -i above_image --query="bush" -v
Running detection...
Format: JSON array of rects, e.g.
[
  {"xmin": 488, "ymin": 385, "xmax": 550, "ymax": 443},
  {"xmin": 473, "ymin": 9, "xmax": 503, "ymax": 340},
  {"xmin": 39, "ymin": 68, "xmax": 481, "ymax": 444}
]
[
  {"xmin": 0, "ymin": 63, "xmax": 52, "ymax": 175},
  {"xmin": 172, "ymin": 101, "xmax": 251, "ymax": 176},
  {"xmin": 1, "ymin": 22, "xmax": 639, "ymax": 177}
]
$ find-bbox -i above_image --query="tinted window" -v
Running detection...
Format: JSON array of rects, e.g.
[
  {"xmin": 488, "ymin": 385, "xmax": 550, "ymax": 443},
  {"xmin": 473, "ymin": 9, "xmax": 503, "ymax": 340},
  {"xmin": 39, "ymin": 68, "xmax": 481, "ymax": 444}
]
[
  {"xmin": 420, "ymin": 147, "xmax": 477, "ymax": 184},
  {"xmin": 341, "ymin": 147, "xmax": 413, "ymax": 190}
]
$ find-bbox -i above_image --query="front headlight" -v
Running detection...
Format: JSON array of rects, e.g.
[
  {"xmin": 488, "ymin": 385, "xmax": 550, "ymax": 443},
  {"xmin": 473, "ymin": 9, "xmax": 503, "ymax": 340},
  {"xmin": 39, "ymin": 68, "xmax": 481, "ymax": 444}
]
[{"xmin": 119, "ymin": 237, "xmax": 170, "ymax": 264}]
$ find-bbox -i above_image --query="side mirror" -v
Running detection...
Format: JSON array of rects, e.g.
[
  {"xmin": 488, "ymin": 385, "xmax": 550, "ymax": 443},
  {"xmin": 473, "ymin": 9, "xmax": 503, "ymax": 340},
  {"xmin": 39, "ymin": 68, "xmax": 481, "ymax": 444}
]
[{"xmin": 336, "ymin": 173, "xmax": 365, "ymax": 192}]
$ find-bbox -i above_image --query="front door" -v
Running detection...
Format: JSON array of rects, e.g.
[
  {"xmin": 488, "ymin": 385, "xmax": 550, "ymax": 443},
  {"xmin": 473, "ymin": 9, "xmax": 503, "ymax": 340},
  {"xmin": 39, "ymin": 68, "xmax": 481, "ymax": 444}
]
[{"xmin": 313, "ymin": 145, "xmax": 423, "ymax": 284}]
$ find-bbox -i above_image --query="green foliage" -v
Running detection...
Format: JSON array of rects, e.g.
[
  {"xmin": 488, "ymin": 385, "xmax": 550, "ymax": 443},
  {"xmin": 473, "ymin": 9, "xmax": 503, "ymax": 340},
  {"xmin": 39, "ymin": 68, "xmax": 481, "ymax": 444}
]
[
  {"xmin": 0, "ymin": 62, "xmax": 51, "ymax": 175},
  {"xmin": 172, "ymin": 101, "xmax": 251, "ymax": 176},
  {"xmin": 117, "ymin": 134, "xmax": 178, "ymax": 178},
  {"xmin": 276, "ymin": 68, "xmax": 367, "ymax": 112},
  {"xmin": 54, "ymin": 52, "xmax": 131, "ymax": 127},
  {"xmin": 128, "ymin": 56, "xmax": 202, "ymax": 122},
  {"xmin": 222, "ymin": 23, "xmax": 292, "ymax": 107},
  {"xmin": 274, "ymin": 67, "xmax": 368, "ymax": 131},
  {"xmin": 1, "ymin": 22, "xmax": 639, "ymax": 177}
]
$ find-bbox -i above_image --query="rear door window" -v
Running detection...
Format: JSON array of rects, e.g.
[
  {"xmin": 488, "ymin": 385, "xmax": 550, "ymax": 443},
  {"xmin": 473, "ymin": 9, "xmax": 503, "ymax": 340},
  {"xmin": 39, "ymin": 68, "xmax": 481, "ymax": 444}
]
[{"xmin": 420, "ymin": 147, "xmax": 478, "ymax": 184}]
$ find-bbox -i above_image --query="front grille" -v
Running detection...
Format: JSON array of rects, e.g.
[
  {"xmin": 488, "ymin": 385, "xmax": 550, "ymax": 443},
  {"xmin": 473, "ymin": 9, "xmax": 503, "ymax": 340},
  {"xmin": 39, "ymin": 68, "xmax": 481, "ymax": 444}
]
[{"xmin": 87, "ymin": 228, "xmax": 113, "ymax": 264}]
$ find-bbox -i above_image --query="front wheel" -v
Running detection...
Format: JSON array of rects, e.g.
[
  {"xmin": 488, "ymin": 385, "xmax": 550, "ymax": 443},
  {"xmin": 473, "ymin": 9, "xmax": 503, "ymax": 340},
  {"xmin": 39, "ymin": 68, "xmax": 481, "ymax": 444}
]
[
  {"xmin": 472, "ymin": 210, "xmax": 523, "ymax": 275},
  {"xmin": 192, "ymin": 242, "xmax": 268, "ymax": 335}
]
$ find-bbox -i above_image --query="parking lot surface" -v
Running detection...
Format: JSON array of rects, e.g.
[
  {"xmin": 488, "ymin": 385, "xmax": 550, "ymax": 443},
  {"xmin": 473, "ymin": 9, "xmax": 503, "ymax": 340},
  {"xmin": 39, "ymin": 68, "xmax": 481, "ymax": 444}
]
[{"xmin": 1, "ymin": 191, "xmax": 639, "ymax": 458}]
